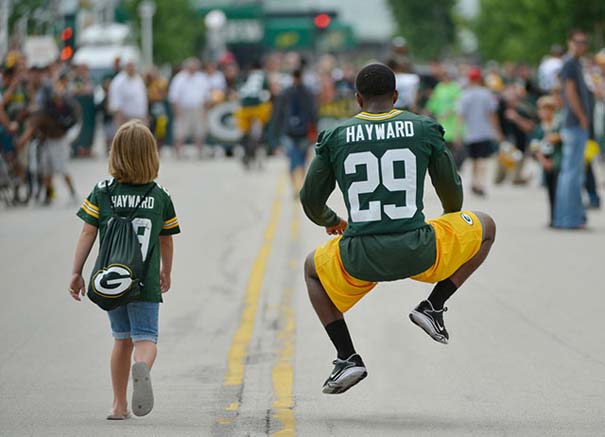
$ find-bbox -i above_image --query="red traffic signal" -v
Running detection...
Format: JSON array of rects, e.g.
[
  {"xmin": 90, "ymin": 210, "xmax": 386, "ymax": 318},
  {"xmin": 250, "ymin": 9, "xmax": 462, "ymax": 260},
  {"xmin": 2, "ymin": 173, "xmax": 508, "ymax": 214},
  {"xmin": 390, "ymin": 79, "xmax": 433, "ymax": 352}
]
[
  {"xmin": 60, "ymin": 46, "xmax": 73, "ymax": 61},
  {"xmin": 314, "ymin": 13, "xmax": 331, "ymax": 29},
  {"xmin": 61, "ymin": 27, "xmax": 73, "ymax": 41}
]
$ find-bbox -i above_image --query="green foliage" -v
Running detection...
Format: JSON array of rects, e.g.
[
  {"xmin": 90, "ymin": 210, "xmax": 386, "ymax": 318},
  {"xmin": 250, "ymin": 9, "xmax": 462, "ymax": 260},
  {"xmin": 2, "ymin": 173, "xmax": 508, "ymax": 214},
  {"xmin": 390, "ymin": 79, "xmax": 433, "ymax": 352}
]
[
  {"xmin": 125, "ymin": 0, "xmax": 205, "ymax": 66},
  {"xmin": 9, "ymin": 0, "xmax": 49, "ymax": 35},
  {"xmin": 387, "ymin": 0, "xmax": 458, "ymax": 60},
  {"xmin": 474, "ymin": 0, "xmax": 605, "ymax": 63}
]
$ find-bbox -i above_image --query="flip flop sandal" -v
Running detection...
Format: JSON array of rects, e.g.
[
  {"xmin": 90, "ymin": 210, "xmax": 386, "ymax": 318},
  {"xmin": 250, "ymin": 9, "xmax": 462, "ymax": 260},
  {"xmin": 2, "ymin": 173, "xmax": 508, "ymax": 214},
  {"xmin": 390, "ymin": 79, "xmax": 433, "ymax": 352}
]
[
  {"xmin": 131, "ymin": 362, "xmax": 154, "ymax": 417},
  {"xmin": 106, "ymin": 412, "xmax": 131, "ymax": 420}
]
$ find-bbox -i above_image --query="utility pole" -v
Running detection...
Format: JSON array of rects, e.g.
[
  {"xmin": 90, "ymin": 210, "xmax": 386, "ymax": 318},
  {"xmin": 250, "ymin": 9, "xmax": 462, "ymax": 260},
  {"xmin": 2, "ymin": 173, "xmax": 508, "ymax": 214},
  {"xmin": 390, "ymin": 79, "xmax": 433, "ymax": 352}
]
[
  {"xmin": 138, "ymin": 0, "xmax": 155, "ymax": 68},
  {"xmin": 0, "ymin": 0, "xmax": 10, "ymax": 59}
]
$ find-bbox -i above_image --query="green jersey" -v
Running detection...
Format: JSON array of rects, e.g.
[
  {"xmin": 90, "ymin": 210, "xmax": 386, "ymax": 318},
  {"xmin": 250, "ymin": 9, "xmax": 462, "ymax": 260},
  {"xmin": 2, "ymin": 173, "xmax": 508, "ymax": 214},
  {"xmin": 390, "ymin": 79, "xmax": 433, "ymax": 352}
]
[
  {"xmin": 239, "ymin": 70, "xmax": 270, "ymax": 107},
  {"xmin": 300, "ymin": 109, "xmax": 463, "ymax": 281},
  {"xmin": 77, "ymin": 179, "xmax": 181, "ymax": 302}
]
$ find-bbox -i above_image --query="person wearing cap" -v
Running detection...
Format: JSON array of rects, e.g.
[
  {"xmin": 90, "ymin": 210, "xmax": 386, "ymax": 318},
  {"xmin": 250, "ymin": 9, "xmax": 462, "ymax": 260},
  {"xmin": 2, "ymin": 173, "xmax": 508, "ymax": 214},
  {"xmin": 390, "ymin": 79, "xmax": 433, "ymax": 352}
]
[{"xmin": 457, "ymin": 66, "xmax": 503, "ymax": 196}]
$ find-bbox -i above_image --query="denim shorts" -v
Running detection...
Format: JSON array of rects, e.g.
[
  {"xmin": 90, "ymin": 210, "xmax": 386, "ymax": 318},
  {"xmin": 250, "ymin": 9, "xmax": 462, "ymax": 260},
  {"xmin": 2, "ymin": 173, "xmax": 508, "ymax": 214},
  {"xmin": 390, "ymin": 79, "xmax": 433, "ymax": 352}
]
[{"xmin": 108, "ymin": 301, "xmax": 160, "ymax": 343}]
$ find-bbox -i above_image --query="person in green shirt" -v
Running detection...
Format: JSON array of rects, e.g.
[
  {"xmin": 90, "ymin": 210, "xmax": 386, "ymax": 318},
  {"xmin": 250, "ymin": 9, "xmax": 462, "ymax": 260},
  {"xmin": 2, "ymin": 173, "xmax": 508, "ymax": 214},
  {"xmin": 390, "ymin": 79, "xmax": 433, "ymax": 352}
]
[
  {"xmin": 426, "ymin": 66, "xmax": 465, "ymax": 168},
  {"xmin": 300, "ymin": 64, "xmax": 496, "ymax": 395},
  {"xmin": 68, "ymin": 120, "xmax": 180, "ymax": 419}
]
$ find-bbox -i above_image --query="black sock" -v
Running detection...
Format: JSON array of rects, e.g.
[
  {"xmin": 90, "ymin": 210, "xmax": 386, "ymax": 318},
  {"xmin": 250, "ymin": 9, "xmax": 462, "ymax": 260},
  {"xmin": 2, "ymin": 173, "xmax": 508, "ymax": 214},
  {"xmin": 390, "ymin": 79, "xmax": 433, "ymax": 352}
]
[
  {"xmin": 428, "ymin": 279, "xmax": 458, "ymax": 310},
  {"xmin": 325, "ymin": 319, "xmax": 356, "ymax": 360}
]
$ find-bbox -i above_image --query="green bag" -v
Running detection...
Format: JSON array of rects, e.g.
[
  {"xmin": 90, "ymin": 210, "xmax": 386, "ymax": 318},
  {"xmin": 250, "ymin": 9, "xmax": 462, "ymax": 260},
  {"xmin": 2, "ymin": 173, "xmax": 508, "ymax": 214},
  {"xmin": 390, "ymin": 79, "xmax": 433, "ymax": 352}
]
[{"xmin": 87, "ymin": 183, "xmax": 156, "ymax": 311}]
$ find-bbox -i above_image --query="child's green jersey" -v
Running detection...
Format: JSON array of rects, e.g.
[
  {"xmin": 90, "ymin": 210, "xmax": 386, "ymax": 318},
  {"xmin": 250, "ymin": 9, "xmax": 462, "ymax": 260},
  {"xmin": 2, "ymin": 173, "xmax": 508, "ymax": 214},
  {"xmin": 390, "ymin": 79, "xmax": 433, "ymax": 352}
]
[
  {"xmin": 301, "ymin": 109, "xmax": 463, "ymax": 282},
  {"xmin": 77, "ymin": 179, "xmax": 181, "ymax": 302},
  {"xmin": 530, "ymin": 120, "xmax": 562, "ymax": 171}
]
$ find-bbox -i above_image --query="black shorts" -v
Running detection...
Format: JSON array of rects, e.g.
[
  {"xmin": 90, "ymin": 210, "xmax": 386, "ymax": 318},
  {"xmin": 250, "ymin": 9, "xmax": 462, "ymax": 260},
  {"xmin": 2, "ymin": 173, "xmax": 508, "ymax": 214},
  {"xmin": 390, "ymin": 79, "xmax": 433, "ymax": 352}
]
[{"xmin": 466, "ymin": 140, "xmax": 494, "ymax": 159}]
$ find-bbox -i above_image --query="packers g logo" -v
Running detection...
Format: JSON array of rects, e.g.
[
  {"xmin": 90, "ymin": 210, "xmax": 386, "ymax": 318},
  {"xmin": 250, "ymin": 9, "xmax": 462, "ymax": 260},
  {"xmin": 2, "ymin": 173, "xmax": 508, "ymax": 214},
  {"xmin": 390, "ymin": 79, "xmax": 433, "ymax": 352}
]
[
  {"xmin": 461, "ymin": 213, "xmax": 474, "ymax": 225},
  {"xmin": 92, "ymin": 264, "xmax": 134, "ymax": 297}
]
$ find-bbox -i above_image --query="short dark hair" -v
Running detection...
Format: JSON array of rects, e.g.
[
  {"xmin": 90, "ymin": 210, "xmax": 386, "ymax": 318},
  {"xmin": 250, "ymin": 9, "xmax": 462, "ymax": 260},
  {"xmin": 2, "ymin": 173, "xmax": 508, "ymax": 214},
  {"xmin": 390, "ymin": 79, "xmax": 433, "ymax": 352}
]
[
  {"xmin": 568, "ymin": 28, "xmax": 587, "ymax": 41},
  {"xmin": 355, "ymin": 63, "xmax": 396, "ymax": 98}
]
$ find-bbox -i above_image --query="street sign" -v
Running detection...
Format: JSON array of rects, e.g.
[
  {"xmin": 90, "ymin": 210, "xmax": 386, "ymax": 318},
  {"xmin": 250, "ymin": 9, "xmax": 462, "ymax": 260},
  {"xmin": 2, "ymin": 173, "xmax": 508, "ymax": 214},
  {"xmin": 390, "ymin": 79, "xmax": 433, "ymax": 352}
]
[{"xmin": 24, "ymin": 36, "xmax": 59, "ymax": 67}]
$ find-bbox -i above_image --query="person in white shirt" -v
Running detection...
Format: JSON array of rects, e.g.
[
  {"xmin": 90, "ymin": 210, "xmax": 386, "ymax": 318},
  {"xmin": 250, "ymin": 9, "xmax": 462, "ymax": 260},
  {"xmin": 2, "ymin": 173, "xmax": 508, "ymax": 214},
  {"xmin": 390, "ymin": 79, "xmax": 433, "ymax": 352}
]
[
  {"xmin": 389, "ymin": 60, "xmax": 419, "ymax": 111},
  {"xmin": 109, "ymin": 62, "xmax": 148, "ymax": 127},
  {"xmin": 168, "ymin": 58, "xmax": 209, "ymax": 157},
  {"xmin": 205, "ymin": 62, "xmax": 226, "ymax": 93},
  {"xmin": 538, "ymin": 45, "xmax": 564, "ymax": 93}
]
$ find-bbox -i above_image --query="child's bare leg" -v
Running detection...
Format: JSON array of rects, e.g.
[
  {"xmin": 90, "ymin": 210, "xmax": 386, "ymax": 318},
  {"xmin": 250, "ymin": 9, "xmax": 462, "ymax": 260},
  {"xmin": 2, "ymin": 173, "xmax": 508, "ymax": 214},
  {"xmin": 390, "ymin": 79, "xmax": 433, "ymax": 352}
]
[
  {"xmin": 133, "ymin": 341, "xmax": 157, "ymax": 369},
  {"xmin": 111, "ymin": 339, "xmax": 133, "ymax": 414}
]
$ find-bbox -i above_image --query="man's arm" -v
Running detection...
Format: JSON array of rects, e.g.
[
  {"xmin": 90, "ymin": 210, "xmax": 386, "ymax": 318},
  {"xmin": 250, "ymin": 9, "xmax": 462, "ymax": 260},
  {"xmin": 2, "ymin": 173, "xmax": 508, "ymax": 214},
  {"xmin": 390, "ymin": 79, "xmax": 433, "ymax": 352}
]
[
  {"xmin": 300, "ymin": 155, "xmax": 341, "ymax": 228},
  {"xmin": 489, "ymin": 111, "xmax": 505, "ymax": 142},
  {"xmin": 429, "ymin": 148, "xmax": 463, "ymax": 213},
  {"xmin": 425, "ymin": 119, "xmax": 464, "ymax": 213}
]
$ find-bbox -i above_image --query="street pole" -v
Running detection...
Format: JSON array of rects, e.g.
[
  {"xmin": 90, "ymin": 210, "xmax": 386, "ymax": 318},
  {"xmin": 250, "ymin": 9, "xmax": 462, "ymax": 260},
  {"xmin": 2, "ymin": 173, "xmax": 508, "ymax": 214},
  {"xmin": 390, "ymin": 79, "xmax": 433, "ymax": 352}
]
[
  {"xmin": 138, "ymin": 0, "xmax": 155, "ymax": 69},
  {"xmin": 0, "ymin": 0, "xmax": 10, "ymax": 60}
]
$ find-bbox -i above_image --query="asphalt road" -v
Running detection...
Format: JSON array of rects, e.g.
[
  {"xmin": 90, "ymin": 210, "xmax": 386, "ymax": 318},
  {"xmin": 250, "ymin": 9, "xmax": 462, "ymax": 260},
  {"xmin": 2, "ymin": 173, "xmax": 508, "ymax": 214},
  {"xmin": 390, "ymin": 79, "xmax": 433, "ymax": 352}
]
[{"xmin": 1, "ymin": 154, "xmax": 605, "ymax": 436}]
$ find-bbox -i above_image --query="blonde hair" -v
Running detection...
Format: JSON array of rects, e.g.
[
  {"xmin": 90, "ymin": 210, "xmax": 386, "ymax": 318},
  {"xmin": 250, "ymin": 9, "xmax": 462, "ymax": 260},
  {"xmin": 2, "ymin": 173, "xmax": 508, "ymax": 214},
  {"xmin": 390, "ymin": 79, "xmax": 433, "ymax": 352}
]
[
  {"xmin": 537, "ymin": 96, "xmax": 557, "ymax": 110},
  {"xmin": 109, "ymin": 120, "xmax": 159, "ymax": 184}
]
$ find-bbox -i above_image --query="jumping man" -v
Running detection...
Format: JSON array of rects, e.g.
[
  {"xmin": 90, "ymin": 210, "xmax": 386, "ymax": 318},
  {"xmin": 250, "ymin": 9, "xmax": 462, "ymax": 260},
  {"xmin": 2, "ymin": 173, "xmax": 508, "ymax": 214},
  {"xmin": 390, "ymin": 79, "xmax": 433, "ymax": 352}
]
[{"xmin": 300, "ymin": 64, "xmax": 496, "ymax": 394}]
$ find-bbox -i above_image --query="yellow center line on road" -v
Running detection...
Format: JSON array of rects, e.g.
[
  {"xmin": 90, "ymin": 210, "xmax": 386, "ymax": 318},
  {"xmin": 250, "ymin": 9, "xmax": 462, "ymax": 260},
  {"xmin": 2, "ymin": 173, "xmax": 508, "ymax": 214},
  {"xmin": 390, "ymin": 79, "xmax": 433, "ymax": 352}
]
[
  {"xmin": 270, "ymin": 211, "xmax": 301, "ymax": 436},
  {"xmin": 221, "ymin": 176, "xmax": 286, "ymax": 416}
]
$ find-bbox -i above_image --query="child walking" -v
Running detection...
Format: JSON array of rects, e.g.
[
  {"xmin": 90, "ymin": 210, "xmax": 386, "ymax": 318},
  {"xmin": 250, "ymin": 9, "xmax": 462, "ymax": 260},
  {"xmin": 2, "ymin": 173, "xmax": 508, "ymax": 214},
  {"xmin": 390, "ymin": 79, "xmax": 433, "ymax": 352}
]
[{"xmin": 68, "ymin": 120, "xmax": 180, "ymax": 419}]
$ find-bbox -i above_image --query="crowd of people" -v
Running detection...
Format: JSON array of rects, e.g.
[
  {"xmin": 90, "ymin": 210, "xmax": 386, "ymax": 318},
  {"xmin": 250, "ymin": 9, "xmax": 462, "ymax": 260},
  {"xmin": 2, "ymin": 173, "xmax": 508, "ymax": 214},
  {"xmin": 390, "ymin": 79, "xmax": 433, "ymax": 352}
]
[{"xmin": 1, "ymin": 31, "xmax": 605, "ymax": 227}]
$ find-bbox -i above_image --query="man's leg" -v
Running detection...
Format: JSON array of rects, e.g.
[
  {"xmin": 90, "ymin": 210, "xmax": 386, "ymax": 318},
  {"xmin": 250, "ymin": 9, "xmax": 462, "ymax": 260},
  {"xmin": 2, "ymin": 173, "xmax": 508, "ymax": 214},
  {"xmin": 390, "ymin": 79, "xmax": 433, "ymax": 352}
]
[
  {"xmin": 411, "ymin": 212, "xmax": 496, "ymax": 344},
  {"xmin": 304, "ymin": 252, "xmax": 367, "ymax": 394},
  {"xmin": 191, "ymin": 109, "xmax": 204, "ymax": 158},
  {"xmin": 173, "ymin": 114, "xmax": 185, "ymax": 158},
  {"xmin": 553, "ymin": 127, "xmax": 588, "ymax": 228},
  {"xmin": 304, "ymin": 252, "xmax": 353, "ymax": 356}
]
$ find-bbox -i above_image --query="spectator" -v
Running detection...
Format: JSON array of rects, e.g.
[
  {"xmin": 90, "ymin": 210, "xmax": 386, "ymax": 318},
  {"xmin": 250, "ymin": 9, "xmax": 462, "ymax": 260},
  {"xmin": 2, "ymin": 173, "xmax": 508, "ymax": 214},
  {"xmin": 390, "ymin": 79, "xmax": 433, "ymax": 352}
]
[
  {"xmin": 426, "ymin": 64, "xmax": 464, "ymax": 168},
  {"xmin": 538, "ymin": 44, "xmax": 564, "ymax": 93},
  {"xmin": 275, "ymin": 69, "xmax": 317, "ymax": 195},
  {"xmin": 530, "ymin": 96, "xmax": 562, "ymax": 225},
  {"xmin": 205, "ymin": 61, "xmax": 226, "ymax": 94},
  {"xmin": 70, "ymin": 64, "xmax": 95, "ymax": 156},
  {"xmin": 457, "ymin": 67, "xmax": 502, "ymax": 196},
  {"xmin": 390, "ymin": 60, "xmax": 419, "ymax": 111},
  {"xmin": 594, "ymin": 49, "xmax": 605, "ymax": 153},
  {"xmin": 583, "ymin": 57, "xmax": 601, "ymax": 209},
  {"xmin": 109, "ymin": 62, "xmax": 148, "ymax": 128},
  {"xmin": 235, "ymin": 61, "xmax": 272, "ymax": 168},
  {"xmin": 553, "ymin": 29, "xmax": 591, "ymax": 229},
  {"xmin": 17, "ymin": 70, "xmax": 79, "ymax": 205},
  {"xmin": 168, "ymin": 58, "xmax": 209, "ymax": 158},
  {"xmin": 146, "ymin": 68, "xmax": 169, "ymax": 145},
  {"xmin": 496, "ymin": 85, "xmax": 536, "ymax": 185}
]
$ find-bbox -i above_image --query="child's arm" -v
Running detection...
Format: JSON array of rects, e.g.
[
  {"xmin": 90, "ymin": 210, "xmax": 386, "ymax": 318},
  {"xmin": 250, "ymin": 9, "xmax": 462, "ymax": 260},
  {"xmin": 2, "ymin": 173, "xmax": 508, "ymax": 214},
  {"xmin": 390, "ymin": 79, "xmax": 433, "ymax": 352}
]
[
  {"xmin": 159, "ymin": 235, "xmax": 174, "ymax": 293},
  {"xmin": 69, "ymin": 223, "xmax": 98, "ymax": 301}
]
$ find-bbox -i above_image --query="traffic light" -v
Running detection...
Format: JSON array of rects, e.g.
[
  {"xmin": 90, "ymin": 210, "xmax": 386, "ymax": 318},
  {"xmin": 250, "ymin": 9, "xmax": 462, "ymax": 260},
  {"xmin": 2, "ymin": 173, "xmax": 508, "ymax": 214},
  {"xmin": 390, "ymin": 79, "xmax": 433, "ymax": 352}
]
[
  {"xmin": 60, "ymin": 15, "xmax": 76, "ymax": 62},
  {"xmin": 313, "ymin": 13, "xmax": 331, "ymax": 30}
]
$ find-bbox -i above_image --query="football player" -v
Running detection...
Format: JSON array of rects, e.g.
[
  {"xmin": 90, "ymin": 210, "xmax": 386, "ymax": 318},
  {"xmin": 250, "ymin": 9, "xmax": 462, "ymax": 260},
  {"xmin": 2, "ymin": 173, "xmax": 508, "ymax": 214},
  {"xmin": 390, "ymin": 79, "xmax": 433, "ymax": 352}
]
[{"xmin": 301, "ymin": 64, "xmax": 496, "ymax": 394}]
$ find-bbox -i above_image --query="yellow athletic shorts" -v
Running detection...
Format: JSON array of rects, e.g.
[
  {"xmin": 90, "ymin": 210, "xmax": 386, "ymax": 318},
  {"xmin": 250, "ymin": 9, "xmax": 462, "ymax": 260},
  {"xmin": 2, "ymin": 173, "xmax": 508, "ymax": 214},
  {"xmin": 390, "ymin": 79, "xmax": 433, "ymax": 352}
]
[
  {"xmin": 314, "ymin": 211, "xmax": 483, "ymax": 313},
  {"xmin": 234, "ymin": 102, "xmax": 272, "ymax": 133}
]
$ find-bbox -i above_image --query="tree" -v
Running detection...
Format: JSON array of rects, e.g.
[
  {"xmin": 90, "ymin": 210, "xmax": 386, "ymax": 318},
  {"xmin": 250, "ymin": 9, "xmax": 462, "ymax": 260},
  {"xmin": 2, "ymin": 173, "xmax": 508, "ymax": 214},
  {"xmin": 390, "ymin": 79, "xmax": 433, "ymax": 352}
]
[
  {"xmin": 387, "ymin": 0, "xmax": 458, "ymax": 60},
  {"xmin": 125, "ymin": 0, "xmax": 205, "ymax": 66},
  {"xmin": 8, "ymin": 0, "xmax": 52, "ymax": 36},
  {"xmin": 474, "ymin": 0, "xmax": 605, "ymax": 63}
]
